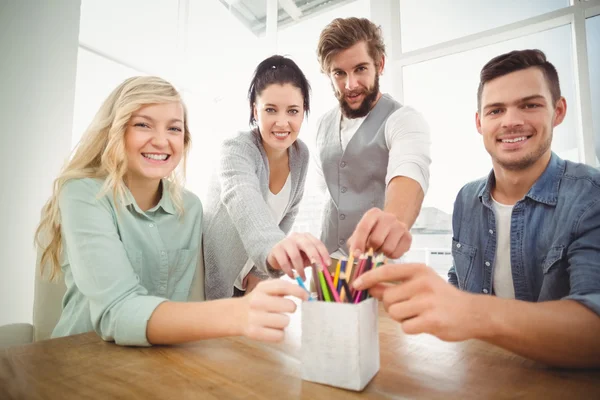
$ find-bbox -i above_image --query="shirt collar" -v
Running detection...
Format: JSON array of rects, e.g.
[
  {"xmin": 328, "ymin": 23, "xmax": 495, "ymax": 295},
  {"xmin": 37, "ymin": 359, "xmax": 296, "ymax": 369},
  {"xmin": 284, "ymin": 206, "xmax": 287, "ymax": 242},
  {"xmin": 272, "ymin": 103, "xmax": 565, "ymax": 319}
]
[
  {"xmin": 479, "ymin": 152, "xmax": 564, "ymax": 207},
  {"xmin": 124, "ymin": 179, "xmax": 176, "ymax": 215}
]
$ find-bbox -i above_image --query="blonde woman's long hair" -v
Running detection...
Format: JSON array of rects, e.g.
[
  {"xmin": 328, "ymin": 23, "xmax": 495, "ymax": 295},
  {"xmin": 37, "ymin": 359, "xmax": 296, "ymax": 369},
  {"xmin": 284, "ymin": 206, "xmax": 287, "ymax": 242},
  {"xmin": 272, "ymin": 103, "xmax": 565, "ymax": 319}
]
[{"xmin": 35, "ymin": 76, "xmax": 191, "ymax": 281}]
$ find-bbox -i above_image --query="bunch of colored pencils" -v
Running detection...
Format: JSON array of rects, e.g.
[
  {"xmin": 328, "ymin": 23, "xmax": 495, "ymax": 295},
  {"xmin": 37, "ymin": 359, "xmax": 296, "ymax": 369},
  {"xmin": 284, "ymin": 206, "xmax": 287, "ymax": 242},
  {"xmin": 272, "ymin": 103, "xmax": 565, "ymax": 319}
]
[{"xmin": 298, "ymin": 249, "xmax": 385, "ymax": 303}]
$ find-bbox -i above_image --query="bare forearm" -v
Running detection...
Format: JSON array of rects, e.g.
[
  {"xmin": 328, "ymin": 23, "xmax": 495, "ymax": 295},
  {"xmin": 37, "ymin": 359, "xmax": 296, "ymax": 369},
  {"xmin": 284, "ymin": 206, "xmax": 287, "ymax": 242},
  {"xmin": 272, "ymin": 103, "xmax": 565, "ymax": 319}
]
[
  {"xmin": 146, "ymin": 299, "xmax": 243, "ymax": 345},
  {"xmin": 384, "ymin": 176, "xmax": 424, "ymax": 229},
  {"xmin": 473, "ymin": 296, "xmax": 600, "ymax": 368}
]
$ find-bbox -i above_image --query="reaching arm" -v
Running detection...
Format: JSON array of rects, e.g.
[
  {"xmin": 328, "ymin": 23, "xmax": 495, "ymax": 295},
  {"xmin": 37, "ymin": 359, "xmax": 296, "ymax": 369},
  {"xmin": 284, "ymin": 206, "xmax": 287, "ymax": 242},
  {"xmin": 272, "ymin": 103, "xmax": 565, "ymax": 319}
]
[
  {"xmin": 472, "ymin": 296, "xmax": 600, "ymax": 368},
  {"xmin": 384, "ymin": 106, "xmax": 431, "ymax": 228},
  {"xmin": 384, "ymin": 176, "xmax": 424, "ymax": 229},
  {"xmin": 146, "ymin": 298, "xmax": 242, "ymax": 344},
  {"xmin": 147, "ymin": 279, "xmax": 309, "ymax": 344},
  {"xmin": 217, "ymin": 138, "xmax": 286, "ymax": 275},
  {"xmin": 355, "ymin": 263, "xmax": 600, "ymax": 368}
]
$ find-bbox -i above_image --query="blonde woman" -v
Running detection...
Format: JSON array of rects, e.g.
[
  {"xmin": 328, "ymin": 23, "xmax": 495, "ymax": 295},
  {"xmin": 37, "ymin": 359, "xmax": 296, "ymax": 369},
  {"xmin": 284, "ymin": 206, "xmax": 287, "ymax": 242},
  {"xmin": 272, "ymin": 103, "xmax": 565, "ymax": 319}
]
[{"xmin": 35, "ymin": 76, "xmax": 308, "ymax": 347}]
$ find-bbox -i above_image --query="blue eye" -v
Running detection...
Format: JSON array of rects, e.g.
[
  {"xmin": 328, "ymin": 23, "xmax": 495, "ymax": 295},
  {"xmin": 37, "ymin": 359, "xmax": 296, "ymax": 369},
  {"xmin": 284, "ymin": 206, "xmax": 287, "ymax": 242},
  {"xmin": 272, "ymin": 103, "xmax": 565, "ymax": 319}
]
[
  {"xmin": 169, "ymin": 127, "xmax": 182, "ymax": 132},
  {"xmin": 134, "ymin": 122, "xmax": 150, "ymax": 128}
]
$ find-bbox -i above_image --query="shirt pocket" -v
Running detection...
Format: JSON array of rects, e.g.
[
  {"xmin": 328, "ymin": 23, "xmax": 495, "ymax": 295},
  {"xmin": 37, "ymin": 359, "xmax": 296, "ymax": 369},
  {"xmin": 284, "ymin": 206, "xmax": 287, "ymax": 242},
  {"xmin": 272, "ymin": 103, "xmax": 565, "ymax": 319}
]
[
  {"xmin": 542, "ymin": 246, "xmax": 565, "ymax": 274},
  {"xmin": 451, "ymin": 239, "xmax": 477, "ymax": 290},
  {"xmin": 167, "ymin": 248, "xmax": 198, "ymax": 298}
]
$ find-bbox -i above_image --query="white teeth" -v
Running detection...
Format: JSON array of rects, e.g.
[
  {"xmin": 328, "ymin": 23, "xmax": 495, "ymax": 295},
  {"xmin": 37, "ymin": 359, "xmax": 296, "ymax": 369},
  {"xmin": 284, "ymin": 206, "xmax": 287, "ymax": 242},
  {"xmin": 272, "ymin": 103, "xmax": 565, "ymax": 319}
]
[
  {"xmin": 143, "ymin": 153, "xmax": 168, "ymax": 161},
  {"xmin": 501, "ymin": 136, "xmax": 527, "ymax": 143},
  {"xmin": 273, "ymin": 132, "xmax": 289, "ymax": 137}
]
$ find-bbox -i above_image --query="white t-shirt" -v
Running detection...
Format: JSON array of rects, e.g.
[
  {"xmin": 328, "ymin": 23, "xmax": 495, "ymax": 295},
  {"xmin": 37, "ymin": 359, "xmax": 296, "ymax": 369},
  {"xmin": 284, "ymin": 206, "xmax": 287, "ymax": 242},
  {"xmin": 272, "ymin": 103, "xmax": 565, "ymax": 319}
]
[
  {"xmin": 340, "ymin": 114, "xmax": 367, "ymax": 150},
  {"xmin": 234, "ymin": 173, "xmax": 291, "ymax": 290},
  {"xmin": 312, "ymin": 105, "xmax": 432, "ymax": 258},
  {"xmin": 491, "ymin": 196, "xmax": 516, "ymax": 299}
]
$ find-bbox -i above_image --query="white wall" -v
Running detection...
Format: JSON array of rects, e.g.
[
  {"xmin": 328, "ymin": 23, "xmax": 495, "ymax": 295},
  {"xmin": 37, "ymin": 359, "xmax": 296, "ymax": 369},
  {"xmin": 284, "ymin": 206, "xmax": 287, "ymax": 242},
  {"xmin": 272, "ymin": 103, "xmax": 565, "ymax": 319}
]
[{"xmin": 0, "ymin": 0, "xmax": 81, "ymax": 326}]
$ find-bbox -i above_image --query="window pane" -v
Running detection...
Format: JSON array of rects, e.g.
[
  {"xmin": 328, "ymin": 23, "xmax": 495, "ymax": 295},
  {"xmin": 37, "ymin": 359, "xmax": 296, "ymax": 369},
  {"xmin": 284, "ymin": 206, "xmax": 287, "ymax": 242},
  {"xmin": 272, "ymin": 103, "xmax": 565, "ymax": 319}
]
[
  {"xmin": 79, "ymin": 0, "xmax": 179, "ymax": 78},
  {"xmin": 587, "ymin": 16, "xmax": 600, "ymax": 164},
  {"xmin": 400, "ymin": 0, "xmax": 569, "ymax": 52},
  {"xmin": 184, "ymin": 1, "xmax": 268, "ymax": 200},
  {"xmin": 71, "ymin": 48, "xmax": 142, "ymax": 148},
  {"xmin": 402, "ymin": 25, "xmax": 577, "ymax": 274}
]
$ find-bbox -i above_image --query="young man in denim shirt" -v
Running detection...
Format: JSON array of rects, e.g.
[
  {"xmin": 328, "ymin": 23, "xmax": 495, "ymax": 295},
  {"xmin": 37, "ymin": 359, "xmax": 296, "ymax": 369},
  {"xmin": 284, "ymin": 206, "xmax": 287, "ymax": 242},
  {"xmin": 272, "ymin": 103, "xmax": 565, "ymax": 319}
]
[{"xmin": 352, "ymin": 49, "xmax": 600, "ymax": 368}]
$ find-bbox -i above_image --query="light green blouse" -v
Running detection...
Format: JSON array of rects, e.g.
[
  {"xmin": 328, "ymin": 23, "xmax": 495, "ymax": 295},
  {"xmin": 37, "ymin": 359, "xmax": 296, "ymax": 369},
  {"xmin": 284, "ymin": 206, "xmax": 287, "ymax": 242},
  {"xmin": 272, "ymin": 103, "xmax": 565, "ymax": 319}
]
[{"xmin": 52, "ymin": 178, "xmax": 203, "ymax": 346}]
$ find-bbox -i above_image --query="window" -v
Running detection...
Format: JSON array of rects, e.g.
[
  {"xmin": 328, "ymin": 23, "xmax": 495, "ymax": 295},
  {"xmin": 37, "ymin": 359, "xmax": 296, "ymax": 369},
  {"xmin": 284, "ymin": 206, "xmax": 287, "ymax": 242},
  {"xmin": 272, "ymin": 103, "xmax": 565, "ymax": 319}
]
[
  {"xmin": 183, "ymin": 0, "xmax": 268, "ymax": 200},
  {"xmin": 403, "ymin": 24, "xmax": 578, "ymax": 216},
  {"xmin": 71, "ymin": 0, "xmax": 599, "ymax": 274},
  {"xmin": 587, "ymin": 15, "xmax": 600, "ymax": 164},
  {"xmin": 79, "ymin": 0, "xmax": 179, "ymax": 79},
  {"xmin": 395, "ymin": 1, "xmax": 598, "ymax": 272},
  {"xmin": 399, "ymin": 0, "xmax": 569, "ymax": 52},
  {"xmin": 71, "ymin": 49, "xmax": 142, "ymax": 148}
]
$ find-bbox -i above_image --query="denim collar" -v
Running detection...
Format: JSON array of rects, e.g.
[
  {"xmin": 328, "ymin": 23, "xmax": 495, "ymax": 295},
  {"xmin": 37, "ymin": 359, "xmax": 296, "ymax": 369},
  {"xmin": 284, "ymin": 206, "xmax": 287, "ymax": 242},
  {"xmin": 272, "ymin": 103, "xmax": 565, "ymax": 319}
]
[{"xmin": 479, "ymin": 152, "xmax": 565, "ymax": 207}]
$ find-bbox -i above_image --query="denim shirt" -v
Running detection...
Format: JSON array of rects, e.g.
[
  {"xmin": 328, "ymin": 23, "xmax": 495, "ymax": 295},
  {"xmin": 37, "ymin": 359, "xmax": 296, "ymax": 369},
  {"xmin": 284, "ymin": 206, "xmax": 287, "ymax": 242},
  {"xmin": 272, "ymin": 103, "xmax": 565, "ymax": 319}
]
[{"xmin": 449, "ymin": 153, "xmax": 600, "ymax": 316}]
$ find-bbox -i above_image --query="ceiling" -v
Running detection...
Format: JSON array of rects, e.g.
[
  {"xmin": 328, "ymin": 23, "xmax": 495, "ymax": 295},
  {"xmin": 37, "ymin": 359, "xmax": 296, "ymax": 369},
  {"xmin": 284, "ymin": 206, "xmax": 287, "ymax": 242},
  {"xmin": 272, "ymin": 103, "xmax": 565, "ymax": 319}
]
[{"xmin": 218, "ymin": 0, "xmax": 357, "ymax": 36}]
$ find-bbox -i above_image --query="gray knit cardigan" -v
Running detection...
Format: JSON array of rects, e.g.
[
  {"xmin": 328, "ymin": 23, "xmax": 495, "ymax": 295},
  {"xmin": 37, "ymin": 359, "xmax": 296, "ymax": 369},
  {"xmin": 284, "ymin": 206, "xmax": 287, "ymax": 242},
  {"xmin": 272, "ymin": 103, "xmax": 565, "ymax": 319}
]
[{"xmin": 203, "ymin": 130, "xmax": 309, "ymax": 300}]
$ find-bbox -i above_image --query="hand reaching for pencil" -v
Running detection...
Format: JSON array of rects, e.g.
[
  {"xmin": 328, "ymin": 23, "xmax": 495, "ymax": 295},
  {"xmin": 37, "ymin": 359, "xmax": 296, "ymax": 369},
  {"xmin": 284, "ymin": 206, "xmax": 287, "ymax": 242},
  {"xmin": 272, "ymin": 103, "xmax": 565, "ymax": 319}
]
[
  {"xmin": 352, "ymin": 263, "xmax": 478, "ymax": 342},
  {"xmin": 347, "ymin": 208, "xmax": 412, "ymax": 260},
  {"xmin": 267, "ymin": 232, "xmax": 331, "ymax": 280},
  {"xmin": 239, "ymin": 279, "xmax": 309, "ymax": 342}
]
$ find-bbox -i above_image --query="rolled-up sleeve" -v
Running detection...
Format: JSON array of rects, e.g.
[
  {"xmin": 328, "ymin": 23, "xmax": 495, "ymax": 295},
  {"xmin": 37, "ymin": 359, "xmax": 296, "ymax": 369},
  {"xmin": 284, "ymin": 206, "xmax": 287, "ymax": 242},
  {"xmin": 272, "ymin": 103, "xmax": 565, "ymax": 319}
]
[
  {"xmin": 59, "ymin": 180, "xmax": 166, "ymax": 346},
  {"xmin": 384, "ymin": 106, "xmax": 432, "ymax": 194},
  {"xmin": 564, "ymin": 199, "xmax": 600, "ymax": 316}
]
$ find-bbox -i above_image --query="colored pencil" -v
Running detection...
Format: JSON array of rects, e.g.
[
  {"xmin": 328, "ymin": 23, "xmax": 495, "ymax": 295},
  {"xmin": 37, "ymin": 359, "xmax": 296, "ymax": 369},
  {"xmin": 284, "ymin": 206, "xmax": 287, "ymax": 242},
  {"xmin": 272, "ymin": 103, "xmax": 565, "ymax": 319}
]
[
  {"xmin": 295, "ymin": 275, "xmax": 313, "ymax": 301},
  {"xmin": 345, "ymin": 253, "xmax": 355, "ymax": 285},
  {"xmin": 333, "ymin": 258, "xmax": 342, "ymax": 288},
  {"xmin": 321, "ymin": 265, "xmax": 341, "ymax": 303},
  {"xmin": 339, "ymin": 273, "xmax": 353, "ymax": 303},
  {"xmin": 318, "ymin": 270, "xmax": 331, "ymax": 302},
  {"xmin": 311, "ymin": 264, "xmax": 323, "ymax": 301},
  {"xmin": 336, "ymin": 259, "xmax": 347, "ymax": 292}
]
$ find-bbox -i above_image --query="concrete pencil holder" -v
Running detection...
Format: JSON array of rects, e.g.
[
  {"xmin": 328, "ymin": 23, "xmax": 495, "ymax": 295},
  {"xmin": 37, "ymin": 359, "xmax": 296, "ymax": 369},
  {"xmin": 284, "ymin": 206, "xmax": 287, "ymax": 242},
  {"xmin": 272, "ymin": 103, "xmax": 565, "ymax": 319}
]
[{"xmin": 300, "ymin": 298, "xmax": 380, "ymax": 391}]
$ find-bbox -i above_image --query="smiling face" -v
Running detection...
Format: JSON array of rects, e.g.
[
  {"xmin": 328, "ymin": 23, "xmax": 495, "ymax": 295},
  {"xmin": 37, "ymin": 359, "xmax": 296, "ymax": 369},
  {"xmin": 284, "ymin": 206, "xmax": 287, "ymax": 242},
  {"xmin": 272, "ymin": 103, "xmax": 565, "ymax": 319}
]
[
  {"xmin": 476, "ymin": 67, "xmax": 566, "ymax": 172},
  {"xmin": 124, "ymin": 102, "xmax": 185, "ymax": 186},
  {"xmin": 253, "ymin": 83, "xmax": 305, "ymax": 154},
  {"xmin": 328, "ymin": 41, "xmax": 383, "ymax": 119}
]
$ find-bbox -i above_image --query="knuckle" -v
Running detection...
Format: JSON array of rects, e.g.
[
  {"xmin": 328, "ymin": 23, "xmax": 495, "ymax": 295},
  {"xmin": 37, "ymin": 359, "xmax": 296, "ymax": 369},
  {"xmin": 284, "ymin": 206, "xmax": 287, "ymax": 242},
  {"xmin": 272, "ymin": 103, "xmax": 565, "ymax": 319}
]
[
  {"xmin": 248, "ymin": 294, "xmax": 261, "ymax": 308},
  {"xmin": 388, "ymin": 304, "xmax": 402, "ymax": 321},
  {"xmin": 274, "ymin": 279, "xmax": 287, "ymax": 290},
  {"xmin": 382, "ymin": 242, "xmax": 395, "ymax": 255},
  {"xmin": 247, "ymin": 324, "xmax": 261, "ymax": 339},
  {"xmin": 370, "ymin": 235, "xmax": 385, "ymax": 248},
  {"xmin": 382, "ymin": 290, "xmax": 394, "ymax": 308},
  {"xmin": 401, "ymin": 320, "xmax": 417, "ymax": 334},
  {"xmin": 273, "ymin": 331, "xmax": 285, "ymax": 342},
  {"xmin": 281, "ymin": 299, "xmax": 296, "ymax": 313},
  {"xmin": 425, "ymin": 314, "xmax": 441, "ymax": 332}
]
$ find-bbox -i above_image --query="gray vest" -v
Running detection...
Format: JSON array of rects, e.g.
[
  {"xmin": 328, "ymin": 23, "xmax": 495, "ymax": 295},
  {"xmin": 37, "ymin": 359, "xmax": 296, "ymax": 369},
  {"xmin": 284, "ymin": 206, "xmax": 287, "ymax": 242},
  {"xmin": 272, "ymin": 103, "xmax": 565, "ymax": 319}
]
[{"xmin": 316, "ymin": 94, "xmax": 402, "ymax": 254}]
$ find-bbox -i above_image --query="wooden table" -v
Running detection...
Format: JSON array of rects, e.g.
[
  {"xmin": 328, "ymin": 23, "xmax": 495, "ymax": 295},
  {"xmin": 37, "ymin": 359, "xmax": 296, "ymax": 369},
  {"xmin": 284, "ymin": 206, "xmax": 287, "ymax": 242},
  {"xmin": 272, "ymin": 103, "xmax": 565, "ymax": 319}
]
[{"xmin": 2, "ymin": 305, "xmax": 599, "ymax": 399}]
